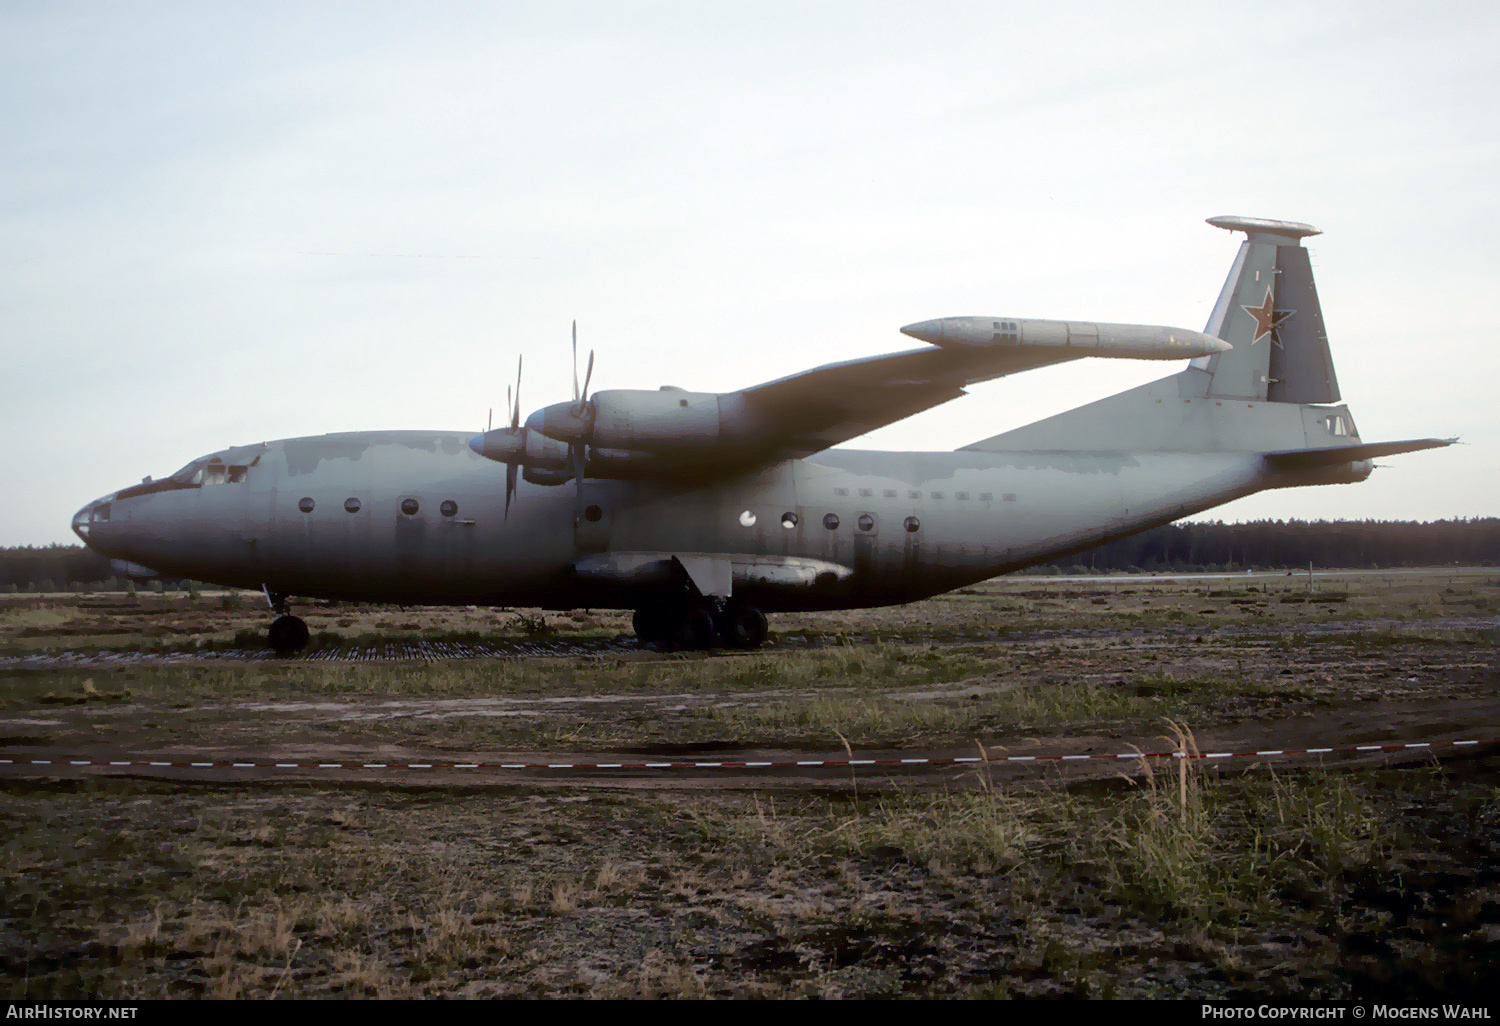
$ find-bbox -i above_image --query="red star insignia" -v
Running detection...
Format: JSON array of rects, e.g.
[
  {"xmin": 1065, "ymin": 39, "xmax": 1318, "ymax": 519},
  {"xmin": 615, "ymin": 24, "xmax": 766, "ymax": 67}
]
[{"xmin": 1241, "ymin": 286, "xmax": 1295, "ymax": 347}]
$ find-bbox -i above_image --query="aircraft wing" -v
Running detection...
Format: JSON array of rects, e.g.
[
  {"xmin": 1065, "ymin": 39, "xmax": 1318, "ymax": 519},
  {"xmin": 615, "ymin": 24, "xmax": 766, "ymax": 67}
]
[
  {"xmin": 478, "ymin": 316, "xmax": 1229, "ymax": 483},
  {"xmin": 734, "ymin": 344, "xmax": 1079, "ymax": 461}
]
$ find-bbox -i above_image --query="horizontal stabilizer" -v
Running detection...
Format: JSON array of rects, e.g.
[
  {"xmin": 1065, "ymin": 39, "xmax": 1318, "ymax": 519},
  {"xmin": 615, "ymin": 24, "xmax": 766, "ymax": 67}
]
[{"xmin": 1264, "ymin": 438, "xmax": 1455, "ymax": 469}]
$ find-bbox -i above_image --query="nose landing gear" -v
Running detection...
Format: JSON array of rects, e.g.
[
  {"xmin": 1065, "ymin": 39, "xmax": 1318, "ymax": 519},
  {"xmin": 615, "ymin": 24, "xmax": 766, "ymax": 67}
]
[{"xmin": 262, "ymin": 585, "xmax": 310, "ymax": 655}]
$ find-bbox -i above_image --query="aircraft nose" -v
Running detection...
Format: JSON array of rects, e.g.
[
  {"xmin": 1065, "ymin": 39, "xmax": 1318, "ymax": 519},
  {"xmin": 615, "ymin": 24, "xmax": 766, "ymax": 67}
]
[
  {"xmin": 71, "ymin": 502, "xmax": 93, "ymax": 543},
  {"xmin": 71, "ymin": 491, "xmax": 119, "ymax": 546}
]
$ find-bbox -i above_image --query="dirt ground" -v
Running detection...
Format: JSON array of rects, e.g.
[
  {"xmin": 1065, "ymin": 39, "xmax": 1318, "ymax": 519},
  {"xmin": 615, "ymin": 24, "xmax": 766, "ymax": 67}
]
[{"xmin": 1, "ymin": 570, "xmax": 1497, "ymax": 998}]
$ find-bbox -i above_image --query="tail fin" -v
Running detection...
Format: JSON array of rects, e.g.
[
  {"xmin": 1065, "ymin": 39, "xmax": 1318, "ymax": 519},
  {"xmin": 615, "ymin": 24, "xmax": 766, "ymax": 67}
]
[
  {"xmin": 962, "ymin": 216, "xmax": 1366, "ymax": 455},
  {"xmin": 1194, "ymin": 216, "xmax": 1338, "ymax": 403}
]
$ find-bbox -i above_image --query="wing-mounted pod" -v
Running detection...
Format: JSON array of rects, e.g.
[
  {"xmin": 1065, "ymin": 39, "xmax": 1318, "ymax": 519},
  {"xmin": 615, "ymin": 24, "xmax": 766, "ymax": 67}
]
[{"xmin": 899, "ymin": 317, "xmax": 1232, "ymax": 360}]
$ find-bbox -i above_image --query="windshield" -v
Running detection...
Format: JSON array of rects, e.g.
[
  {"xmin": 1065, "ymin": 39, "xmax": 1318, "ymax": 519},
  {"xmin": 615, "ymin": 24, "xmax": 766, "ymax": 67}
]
[{"xmin": 117, "ymin": 445, "xmax": 265, "ymax": 500}]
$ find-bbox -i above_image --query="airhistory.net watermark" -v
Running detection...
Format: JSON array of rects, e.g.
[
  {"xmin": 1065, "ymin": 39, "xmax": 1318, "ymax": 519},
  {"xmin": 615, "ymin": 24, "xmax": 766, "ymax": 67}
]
[{"xmin": 5, "ymin": 1009, "xmax": 137, "ymax": 1020}]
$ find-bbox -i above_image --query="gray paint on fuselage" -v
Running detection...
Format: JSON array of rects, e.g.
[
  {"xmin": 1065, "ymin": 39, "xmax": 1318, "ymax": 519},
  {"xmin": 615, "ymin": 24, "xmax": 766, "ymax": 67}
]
[
  {"xmin": 280, "ymin": 431, "xmax": 468, "ymax": 477},
  {"xmin": 79, "ymin": 430, "xmax": 1283, "ymax": 611}
]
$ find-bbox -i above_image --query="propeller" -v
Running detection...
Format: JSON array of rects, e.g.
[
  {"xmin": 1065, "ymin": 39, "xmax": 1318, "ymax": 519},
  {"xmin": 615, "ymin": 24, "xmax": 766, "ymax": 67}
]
[
  {"xmin": 572, "ymin": 319, "xmax": 595, "ymax": 416},
  {"xmin": 568, "ymin": 321, "xmax": 595, "ymax": 525},
  {"xmin": 505, "ymin": 356, "xmax": 522, "ymax": 518}
]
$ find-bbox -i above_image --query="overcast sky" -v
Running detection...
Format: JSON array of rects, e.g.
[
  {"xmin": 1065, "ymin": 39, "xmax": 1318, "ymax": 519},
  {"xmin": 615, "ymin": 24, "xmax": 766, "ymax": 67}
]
[{"xmin": 4, "ymin": 0, "xmax": 1496, "ymax": 546}]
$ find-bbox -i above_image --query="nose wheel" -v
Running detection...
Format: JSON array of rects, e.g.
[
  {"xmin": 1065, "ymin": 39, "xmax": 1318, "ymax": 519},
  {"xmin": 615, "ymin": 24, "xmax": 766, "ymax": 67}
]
[
  {"xmin": 261, "ymin": 585, "xmax": 309, "ymax": 655},
  {"xmin": 268, "ymin": 615, "xmax": 310, "ymax": 655}
]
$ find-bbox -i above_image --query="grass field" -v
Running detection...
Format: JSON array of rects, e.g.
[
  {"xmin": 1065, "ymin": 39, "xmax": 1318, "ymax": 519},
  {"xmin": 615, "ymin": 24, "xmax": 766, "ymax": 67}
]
[{"xmin": 1, "ymin": 569, "xmax": 1496, "ymax": 998}]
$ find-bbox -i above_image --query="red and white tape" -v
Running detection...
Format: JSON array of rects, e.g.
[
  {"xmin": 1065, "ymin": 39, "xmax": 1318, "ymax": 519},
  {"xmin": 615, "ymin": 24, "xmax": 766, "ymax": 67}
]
[{"xmin": 0, "ymin": 737, "xmax": 1494, "ymax": 775}]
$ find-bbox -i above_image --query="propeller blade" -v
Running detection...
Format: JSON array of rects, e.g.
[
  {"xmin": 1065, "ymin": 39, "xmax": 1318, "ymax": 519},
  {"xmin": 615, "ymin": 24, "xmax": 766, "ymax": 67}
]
[
  {"xmin": 505, "ymin": 463, "xmax": 518, "ymax": 520},
  {"xmin": 511, "ymin": 355, "xmax": 522, "ymax": 431},
  {"xmin": 571, "ymin": 320, "xmax": 579, "ymax": 403},
  {"xmin": 487, "ymin": 406, "xmax": 493, "ymax": 434},
  {"xmin": 571, "ymin": 441, "xmax": 586, "ymax": 525},
  {"xmin": 581, "ymin": 349, "xmax": 595, "ymax": 406}
]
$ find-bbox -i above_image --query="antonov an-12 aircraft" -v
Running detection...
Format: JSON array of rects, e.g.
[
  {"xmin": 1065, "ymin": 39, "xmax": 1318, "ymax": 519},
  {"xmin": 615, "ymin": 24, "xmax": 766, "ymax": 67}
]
[{"xmin": 72, "ymin": 216, "xmax": 1450, "ymax": 653}]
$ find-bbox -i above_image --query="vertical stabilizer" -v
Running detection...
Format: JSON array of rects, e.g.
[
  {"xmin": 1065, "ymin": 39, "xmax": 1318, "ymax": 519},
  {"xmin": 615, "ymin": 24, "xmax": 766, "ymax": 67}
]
[
  {"xmin": 962, "ymin": 215, "xmax": 1355, "ymax": 455},
  {"xmin": 1195, "ymin": 216, "xmax": 1339, "ymax": 404}
]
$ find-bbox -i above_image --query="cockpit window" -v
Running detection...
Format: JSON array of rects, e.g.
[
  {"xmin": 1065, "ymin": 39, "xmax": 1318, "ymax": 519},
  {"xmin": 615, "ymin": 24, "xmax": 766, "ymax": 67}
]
[
  {"xmin": 197, "ymin": 464, "xmax": 250, "ymax": 486},
  {"xmin": 115, "ymin": 450, "xmax": 260, "ymax": 500},
  {"xmin": 1324, "ymin": 413, "xmax": 1356, "ymax": 437}
]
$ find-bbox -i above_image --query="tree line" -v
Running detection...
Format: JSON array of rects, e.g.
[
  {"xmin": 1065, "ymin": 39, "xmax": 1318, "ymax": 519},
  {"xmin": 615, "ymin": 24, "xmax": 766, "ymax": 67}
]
[
  {"xmin": 1039, "ymin": 518, "xmax": 1500, "ymax": 572},
  {"xmin": 2, "ymin": 519, "xmax": 1496, "ymax": 591}
]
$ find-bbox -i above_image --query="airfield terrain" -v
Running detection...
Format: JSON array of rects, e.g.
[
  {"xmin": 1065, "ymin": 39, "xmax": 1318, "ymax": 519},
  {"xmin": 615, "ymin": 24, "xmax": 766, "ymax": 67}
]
[{"xmin": 1, "ymin": 570, "xmax": 1497, "ymax": 998}]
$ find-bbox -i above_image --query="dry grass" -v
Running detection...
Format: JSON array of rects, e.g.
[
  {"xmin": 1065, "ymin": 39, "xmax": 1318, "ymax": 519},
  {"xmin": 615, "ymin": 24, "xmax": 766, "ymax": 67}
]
[{"xmin": 1, "ymin": 570, "xmax": 1496, "ymax": 998}]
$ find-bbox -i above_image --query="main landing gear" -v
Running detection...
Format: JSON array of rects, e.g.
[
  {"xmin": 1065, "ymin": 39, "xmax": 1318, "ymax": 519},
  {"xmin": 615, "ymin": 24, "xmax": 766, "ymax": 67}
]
[
  {"xmin": 262, "ymin": 586, "xmax": 310, "ymax": 656},
  {"xmin": 632, "ymin": 600, "xmax": 768, "ymax": 652}
]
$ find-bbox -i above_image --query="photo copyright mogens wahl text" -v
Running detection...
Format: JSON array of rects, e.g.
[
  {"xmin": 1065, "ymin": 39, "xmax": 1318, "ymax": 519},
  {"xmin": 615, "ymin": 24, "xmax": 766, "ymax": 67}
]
[{"xmin": 1203, "ymin": 1009, "xmax": 1491, "ymax": 1020}]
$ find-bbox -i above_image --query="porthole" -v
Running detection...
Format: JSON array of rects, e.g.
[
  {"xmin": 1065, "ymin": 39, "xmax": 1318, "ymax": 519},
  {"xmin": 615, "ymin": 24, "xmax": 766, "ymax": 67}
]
[
  {"xmin": 823, "ymin": 513, "xmax": 840, "ymax": 530},
  {"xmin": 344, "ymin": 497, "xmax": 361, "ymax": 514},
  {"xmin": 904, "ymin": 516, "xmax": 920, "ymax": 533},
  {"xmin": 584, "ymin": 504, "xmax": 603, "ymax": 523},
  {"xmin": 400, "ymin": 498, "xmax": 419, "ymax": 516},
  {"xmin": 857, "ymin": 513, "xmax": 875, "ymax": 532},
  {"xmin": 781, "ymin": 512, "xmax": 798, "ymax": 529},
  {"xmin": 298, "ymin": 497, "xmax": 315, "ymax": 513},
  {"xmin": 440, "ymin": 499, "xmax": 458, "ymax": 518},
  {"xmin": 739, "ymin": 510, "xmax": 757, "ymax": 527}
]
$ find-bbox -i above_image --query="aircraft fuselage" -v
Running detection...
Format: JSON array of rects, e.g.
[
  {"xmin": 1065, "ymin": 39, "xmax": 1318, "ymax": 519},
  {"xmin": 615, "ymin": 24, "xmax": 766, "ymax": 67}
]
[{"xmin": 72, "ymin": 428, "xmax": 1357, "ymax": 614}]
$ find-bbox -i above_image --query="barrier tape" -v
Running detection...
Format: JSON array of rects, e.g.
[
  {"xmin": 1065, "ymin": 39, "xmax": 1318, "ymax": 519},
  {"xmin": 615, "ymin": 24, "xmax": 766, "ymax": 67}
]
[{"xmin": 0, "ymin": 737, "xmax": 1495, "ymax": 775}]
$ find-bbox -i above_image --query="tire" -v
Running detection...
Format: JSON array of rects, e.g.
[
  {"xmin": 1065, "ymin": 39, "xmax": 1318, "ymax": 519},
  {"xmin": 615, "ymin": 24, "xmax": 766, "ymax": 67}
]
[
  {"xmin": 720, "ymin": 604, "xmax": 768, "ymax": 649},
  {"xmin": 633, "ymin": 605, "xmax": 674, "ymax": 644},
  {"xmin": 268, "ymin": 615, "xmax": 310, "ymax": 655},
  {"xmin": 674, "ymin": 607, "xmax": 717, "ymax": 651}
]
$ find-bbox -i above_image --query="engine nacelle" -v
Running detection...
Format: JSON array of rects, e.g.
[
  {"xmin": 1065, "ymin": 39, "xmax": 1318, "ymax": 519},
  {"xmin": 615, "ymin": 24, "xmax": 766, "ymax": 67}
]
[
  {"xmin": 589, "ymin": 388, "xmax": 724, "ymax": 450},
  {"xmin": 527, "ymin": 388, "xmax": 768, "ymax": 457}
]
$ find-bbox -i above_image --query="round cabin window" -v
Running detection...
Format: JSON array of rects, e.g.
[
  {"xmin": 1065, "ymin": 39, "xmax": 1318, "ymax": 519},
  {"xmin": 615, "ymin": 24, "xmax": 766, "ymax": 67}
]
[
  {"xmin": 781, "ymin": 512, "xmax": 798, "ymax": 528},
  {"xmin": 440, "ymin": 500, "xmax": 458, "ymax": 517},
  {"xmin": 298, "ymin": 497, "xmax": 314, "ymax": 513},
  {"xmin": 904, "ymin": 516, "xmax": 920, "ymax": 533},
  {"xmin": 739, "ymin": 510, "xmax": 756, "ymax": 527},
  {"xmin": 401, "ymin": 498, "xmax": 419, "ymax": 516},
  {"xmin": 344, "ymin": 497, "xmax": 361, "ymax": 513},
  {"xmin": 584, "ymin": 504, "xmax": 603, "ymax": 523},
  {"xmin": 823, "ymin": 513, "xmax": 840, "ymax": 530},
  {"xmin": 857, "ymin": 513, "xmax": 875, "ymax": 532}
]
